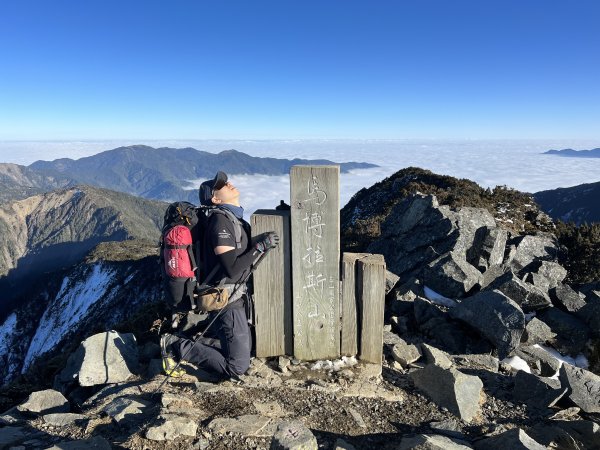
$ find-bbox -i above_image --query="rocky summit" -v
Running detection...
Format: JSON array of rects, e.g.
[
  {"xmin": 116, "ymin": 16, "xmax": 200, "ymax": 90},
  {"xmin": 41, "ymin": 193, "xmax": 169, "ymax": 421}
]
[{"xmin": 1, "ymin": 168, "xmax": 600, "ymax": 449}]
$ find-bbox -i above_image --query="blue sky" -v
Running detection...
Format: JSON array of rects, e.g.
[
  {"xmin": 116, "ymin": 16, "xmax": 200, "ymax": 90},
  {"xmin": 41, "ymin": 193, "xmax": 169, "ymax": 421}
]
[{"xmin": 1, "ymin": 1, "xmax": 599, "ymax": 140}]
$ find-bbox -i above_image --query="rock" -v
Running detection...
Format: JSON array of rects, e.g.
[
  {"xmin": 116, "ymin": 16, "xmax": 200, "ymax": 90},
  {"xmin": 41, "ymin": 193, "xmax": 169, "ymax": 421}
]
[
  {"xmin": 57, "ymin": 331, "xmax": 139, "ymax": 387},
  {"xmin": 550, "ymin": 284, "xmax": 586, "ymax": 313},
  {"xmin": 414, "ymin": 297, "xmax": 444, "ymax": 326},
  {"xmin": 450, "ymin": 290, "xmax": 525, "ymax": 359},
  {"xmin": 527, "ymin": 422, "xmax": 588, "ymax": 450},
  {"xmin": 334, "ymin": 438, "xmax": 357, "ymax": 450},
  {"xmin": 390, "ymin": 277, "xmax": 423, "ymax": 316},
  {"xmin": 161, "ymin": 393, "xmax": 193, "ymax": 408},
  {"xmin": 209, "ymin": 415, "xmax": 279, "ymax": 438},
  {"xmin": 0, "ymin": 427, "xmax": 27, "ymax": 449},
  {"xmin": 467, "ymin": 226, "xmax": 507, "ymax": 272},
  {"xmin": 576, "ymin": 293, "xmax": 600, "ymax": 337},
  {"xmin": 423, "ymin": 252, "xmax": 483, "ymax": 299},
  {"xmin": 253, "ymin": 401, "xmax": 287, "ymax": 418},
  {"xmin": 420, "ymin": 344, "xmax": 452, "ymax": 369},
  {"xmin": 146, "ymin": 415, "xmax": 198, "ymax": 441},
  {"xmin": 347, "ymin": 407, "xmax": 367, "ymax": 428},
  {"xmin": 529, "ymin": 261, "xmax": 567, "ymax": 290},
  {"xmin": 428, "ymin": 418, "xmax": 465, "ymax": 440},
  {"xmin": 508, "ymin": 234, "xmax": 558, "ymax": 272},
  {"xmin": 399, "ymin": 434, "xmax": 473, "ymax": 449},
  {"xmin": 513, "ymin": 345, "xmax": 561, "ymax": 376},
  {"xmin": 17, "ymin": 389, "xmax": 69, "ymax": 415},
  {"xmin": 42, "ymin": 413, "xmax": 87, "ymax": 427},
  {"xmin": 559, "ymin": 363, "xmax": 600, "ymax": 413},
  {"xmin": 451, "ymin": 354, "xmax": 499, "ymax": 372},
  {"xmin": 386, "ymin": 270, "xmax": 400, "ymax": 294},
  {"xmin": 391, "ymin": 339, "xmax": 422, "ymax": 367},
  {"xmin": 551, "ymin": 420, "xmax": 600, "ymax": 450},
  {"xmin": 537, "ymin": 308, "xmax": 589, "ymax": 355},
  {"xmin": 512, "ymin": 371, "xmax": 566, "ymax": 410},
  {"xmin": 102, "ymin": 396, "xmax": 152, "ymax": 423},
  {"xmin": 45, "ymin": 436, "xmax": 112, "ymax": 449},
  {"xmin": 480, "ymin": 265, "xmax": 508, "ymax": 290},
  {"xmin": 409, "ymin": 364, "xmax": 483, "ymax": 422},
  {"xmin": 487, "ymin": 271, "xmax": 551, "ymax": 311},
  {"xmin": 521, "ymin": 317, "xmax": 556, "ymax": 345},
  {"xmin": 270, "ymin": 420, "xmax": 318, "ymax": 450},
  {"xmin": 474, "ymin": 428, "xmax": 545, "ymax": 450},
  {"xmin": 0, "ymin": 407, "xmax": 26, "ymax": 425}
]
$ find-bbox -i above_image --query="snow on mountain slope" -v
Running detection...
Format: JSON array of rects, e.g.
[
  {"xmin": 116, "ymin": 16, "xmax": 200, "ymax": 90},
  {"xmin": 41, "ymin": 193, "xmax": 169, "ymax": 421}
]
[
  {"xmin": 21, "ymin": 263, "xmax": 115, "ymax": 372},
  {"xmin": 0, "ymin": 312, "xmax": 19, "ymax": 381}
]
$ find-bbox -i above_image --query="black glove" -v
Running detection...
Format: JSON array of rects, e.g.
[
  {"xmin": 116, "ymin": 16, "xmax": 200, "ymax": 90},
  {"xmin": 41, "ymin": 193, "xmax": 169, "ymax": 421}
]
[{"xmin": 255, "ymin": 232, "xmax": 280, "ymax": 253}]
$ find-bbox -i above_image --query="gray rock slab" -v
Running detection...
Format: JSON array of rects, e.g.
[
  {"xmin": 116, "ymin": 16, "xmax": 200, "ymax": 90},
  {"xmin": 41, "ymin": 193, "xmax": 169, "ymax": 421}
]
[
  {"xmin": 209, "ymin": 414, "xmax": 279, "ymax": 437},
  {"xmin": 537, "ymin": 308, "xmax": 589, "ymax": 355},
  {"xmin": 550, "ymin": 284, "xmax": 586, "ymax": 313},
  {"xmin": 428, "ymin": 418, "xmax": 465, "ymax": 440},
  {"xmin": 552, "ymin": 420, "xmax": 600, "ymax": 450},
  {"xmin": 17, "ymin": 389, "xmax": 69, "ymax": 415},
  {"xmin": 146, "ymin": 415, "xmax": 198, "ymax": 441},
  {"xmin": 512, "ymin": 371, "xmax": 566, "ymax": 410},
  {"xmin": 509, "ymin": 234, "xmax": 558, "ymax": 271},
  {"xmin": 487, "ymin": 271, "xmax": 551, "ymax": 312},
  {"xmin": 420, "ymin": 344, "xmax": 453, "ymax": 369},
  {"xmin": 399, "ymin": 434, "xmax": 473, "ymax": 449},
  {"xmin": 450, "ymin": 290, "xmax": 525, "ymax": 359},
  {"xmin": 474, "ymin": 428, "xmax": 545, "ymax": 450},
  {"xmin": 0, "ymin": 426, "xmax": 27, "ymax": 448},
  {"xmin": 43, "ymin": 413, "xmax": 87, "ymax": 427},
  {"xmin": 391, "ymin": 339, "xmax": 422, "ymax": 367},
  {"xmin": 58, "ymin": 331, "xmax": 139, "ymax": 387},
  {"xmin": 559, "ymin": 363, "xmax": 600, "ymax": 413},
  {"xmin": 44, "ymin": 436, "xmax": 112, "ymax": 450},
  {"xmin": 270, "ymin": 420, "xmax": 318, "ymax": 450},
  {"xmin": 521, "ymin": 317, "xmax": 556, "ymax": 345},
  {"xmin": 513, "ymin": 345, "xmax": 561, "ymax": 377},
  {"xmin": 423, "ymin": 252, "xmax": 483, "ymax": 299},
  {"xmin": 526, "ymin": 423, "xmax": 585, "ymax": 450},
  {"xmin": 452, "ymin": 354, "xmax": 499, "ymax": 372},
  {"xmin": 102, "ymin": 396, "xmax": 152, "ymax": 423},
  {"xmin": 467, "ymin": 226, "xmax": 507, "ymax": 272},
  {"xmin": 386, "ymin": 270, "xmax": 400, "ymax": 294},
  {"xmin": 534, "ymin": 261, "xmax": 567, "ymax": 289},
  {"xmin": 409, "ymin": 364, "xmax": 483, "ymax": 423}
]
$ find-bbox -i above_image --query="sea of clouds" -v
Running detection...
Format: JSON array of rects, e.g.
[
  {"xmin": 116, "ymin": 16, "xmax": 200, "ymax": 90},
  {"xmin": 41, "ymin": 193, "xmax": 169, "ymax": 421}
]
[{"xmin": 1, "ymin": 139, "xmax": 599, "ymax": 217}]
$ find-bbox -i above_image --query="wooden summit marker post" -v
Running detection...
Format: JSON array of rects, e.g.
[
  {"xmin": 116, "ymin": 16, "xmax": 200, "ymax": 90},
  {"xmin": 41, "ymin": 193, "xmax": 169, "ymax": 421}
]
[{"xmin": 291, "ymin": 165, "xmax": 340, "ymax": 360}]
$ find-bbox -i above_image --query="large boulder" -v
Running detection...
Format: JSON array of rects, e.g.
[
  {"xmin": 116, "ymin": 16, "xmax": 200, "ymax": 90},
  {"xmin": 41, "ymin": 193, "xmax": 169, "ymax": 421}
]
[
  {"xmin": 450, "ymin": 290, "xmax": 525, "ymax": 359},
  {"xmin": 527, "ymin": 261, "xmax": 567, "ymax": 291},
  {"xmin": 536, "ymin": 308, "xmax": 589, "ymax": 355},
  {"xmin": 487, "ymin": 271, "xmax": 551, "ymax": 312},
  {"xmin": 367, "ymin": 195, "xmax": 497, "ymax": 280},
  {"xmin": 513, "ymin": 345, "xmax": 561, "ymax": 377},
  {"xmin": 467, "ymin": 226, "xmax": 507, "ymax": 272},
  {"xmin": 558, "ymin": 363, "xmax": 600, "ymax": 413},
  {"xmin": 512, "ymin": 371, "xmax": 566, "ymax": 410},
  {"xmin": 56, "ymin": 331, "xmax": 139, "ymax": 387},
  {"xmin": 423, "ymin": 252, "xmax": 483, "ymax": 299},
  {"xmin": 521, "ymin": 318, "xmax": 556, "ymax": 346},
  {"xmin": 550, "ymin": 284, "xmax": 586, "ymax": 313},
  {"xmin": 576, "ymin": 292, "xmax": 600, "ymax": 337},
  {"xmin": 409, "ymin": 364, "xmax": 483, "ymax": 423},
  {"xmin": 270, "ymin": 420, "xmax": 318, "ymax": 450},
  {"xmin": 507, "ymin": 234, "xmax": 558, "ymax": 272},
  {"xmin": 17, "ymin": 389, "xmax": 69, "ymax": 416},
  {"xmin": 474, "ymin": 428, "xmax": 545, "ymax": 450}
]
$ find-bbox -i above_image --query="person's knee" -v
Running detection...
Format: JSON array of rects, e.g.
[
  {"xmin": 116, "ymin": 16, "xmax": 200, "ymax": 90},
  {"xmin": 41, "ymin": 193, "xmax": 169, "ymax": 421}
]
[{"xmin": 227, "ymin": 358, "xmax": 250, "ymax": 377}]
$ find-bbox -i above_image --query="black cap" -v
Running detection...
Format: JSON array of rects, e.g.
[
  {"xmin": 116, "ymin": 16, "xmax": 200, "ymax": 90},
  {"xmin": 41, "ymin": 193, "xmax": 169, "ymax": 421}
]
[{"xmin": 199, "ymin": 171, "xmax": 228, "ymax": 206}]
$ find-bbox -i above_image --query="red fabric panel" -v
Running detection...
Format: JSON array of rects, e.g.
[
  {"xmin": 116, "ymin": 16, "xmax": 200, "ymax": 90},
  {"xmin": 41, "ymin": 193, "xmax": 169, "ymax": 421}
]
[{"xmin": 163, "ymin": 225, "xmax": 195, "ymax": 278}]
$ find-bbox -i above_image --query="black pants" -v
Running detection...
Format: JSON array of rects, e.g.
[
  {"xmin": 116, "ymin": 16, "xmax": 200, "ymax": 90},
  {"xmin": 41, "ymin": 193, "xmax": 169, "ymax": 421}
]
[{"xmin": 175, "ymin": 297, "xmax": 251, "ymax": 378}]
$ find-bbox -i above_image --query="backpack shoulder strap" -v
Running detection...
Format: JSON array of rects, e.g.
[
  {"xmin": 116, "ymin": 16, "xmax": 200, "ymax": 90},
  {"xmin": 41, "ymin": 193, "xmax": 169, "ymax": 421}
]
[{"xmin": 210, "ymin": 207, "xmax": 243, "ymax": 249}]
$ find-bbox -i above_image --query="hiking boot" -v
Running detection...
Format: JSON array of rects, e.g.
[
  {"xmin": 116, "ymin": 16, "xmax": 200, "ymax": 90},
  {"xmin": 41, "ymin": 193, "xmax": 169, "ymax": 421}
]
[{"xmin": 160, "ymin": 333, "xmax": 186, "ymax": 377}]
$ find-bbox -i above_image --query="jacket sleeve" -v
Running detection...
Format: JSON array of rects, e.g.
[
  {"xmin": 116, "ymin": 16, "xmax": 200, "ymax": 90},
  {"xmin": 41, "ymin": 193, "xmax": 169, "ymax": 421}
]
[{"xmin": 216, "ymin": 246, "xmax": 261, "ymax": 280}]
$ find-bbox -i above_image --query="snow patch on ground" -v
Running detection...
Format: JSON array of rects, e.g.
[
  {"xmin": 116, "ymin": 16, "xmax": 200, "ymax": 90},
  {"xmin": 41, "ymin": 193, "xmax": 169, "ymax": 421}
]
[
  {"xmin": 534, "ymin": 344, "xmax": 589, "ymax": 379},
  {"xmin": 21, "ymin": 263, "xmax": 115, "ymax": 372},
  {"xmin": 0, "ymin": 313, "xmax": 19, "ymax": 380},
  {"xmin": 502, "ymin": 355, "xmax": 532, "ymax": 373},
  {"xmin": 424, "ymin": 286, "xmax": 457, "ymax": 308}
]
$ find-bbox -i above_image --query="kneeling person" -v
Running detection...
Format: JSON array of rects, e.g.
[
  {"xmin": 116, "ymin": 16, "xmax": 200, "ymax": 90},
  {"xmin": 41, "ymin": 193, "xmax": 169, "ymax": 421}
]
[{"xmin": 161, "ymin": 171, "xmax": 278, "ymax": 379}]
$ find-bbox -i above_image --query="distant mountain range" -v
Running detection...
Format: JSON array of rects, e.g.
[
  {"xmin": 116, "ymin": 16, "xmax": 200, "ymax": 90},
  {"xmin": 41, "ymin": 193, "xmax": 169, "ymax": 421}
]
[
  {"xmin": 534, "ymin": 181, "xmax": 600, "ymax": 225},
  {"xmin": 544, "ymin": 148, "xmax": 600, "ymax": 158},
  {"xmin": 22, "ymin": 145, "xmax": 377, "ymax": 204}
]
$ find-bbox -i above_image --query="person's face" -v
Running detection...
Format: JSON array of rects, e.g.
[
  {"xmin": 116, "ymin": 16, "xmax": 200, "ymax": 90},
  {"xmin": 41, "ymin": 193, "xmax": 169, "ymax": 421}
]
[{"xmin": 212, "ymin": 181, "xmax": 240, "ymax": 205}]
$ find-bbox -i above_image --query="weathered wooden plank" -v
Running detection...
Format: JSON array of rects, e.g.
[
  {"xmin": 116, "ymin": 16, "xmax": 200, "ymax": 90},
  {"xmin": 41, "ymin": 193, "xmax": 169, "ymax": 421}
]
[
  {"xmin": 357, "ymin": 254, "xmax": 386, "ymax": 364},
  {"xmin": 340, "ymin": 252, "xmax": 370, "ymax": 356},
  {"xmin": 251, "ymin": 210, "xmax": 292, "ymax": 357},
  {"xmin": 290, "ymin": 165, "xmax": 340, "ymax": 360}
]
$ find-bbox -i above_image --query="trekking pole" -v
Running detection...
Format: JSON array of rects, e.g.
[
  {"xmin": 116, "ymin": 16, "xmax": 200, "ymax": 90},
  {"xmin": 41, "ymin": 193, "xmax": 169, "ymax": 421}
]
[{"xmin": 152, "ymin": 249, "xmax": 270, "ymax": 395}]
